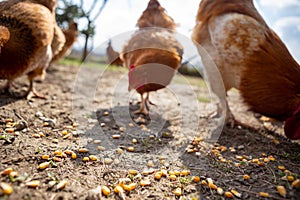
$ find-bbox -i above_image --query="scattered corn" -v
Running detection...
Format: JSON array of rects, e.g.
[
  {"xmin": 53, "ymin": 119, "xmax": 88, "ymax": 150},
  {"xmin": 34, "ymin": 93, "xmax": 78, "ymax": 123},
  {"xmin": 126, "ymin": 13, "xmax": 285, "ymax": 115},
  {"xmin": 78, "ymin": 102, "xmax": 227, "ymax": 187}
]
[
  {"xmin": 78, "ymin": 148, "xmax": 89, "ymax": 153},
  {"xmin": 5, "ymin": 128, "xmax": 14, "ymax": 133},
  {"xmin": 276, "ymin": 186, "xmax": 286, "ymax": 197},
  {"xmin": 173, "ymin": 188, "xmax": 182, "ymax": 196},
  {"xmin": 9, "ymin": 171, "xmax": 18, "ymax": 177},
  {"xmin": 98, "ymin": 146, "xmax": 105, "ymax": 151},
  {"xmin": 64, "ymin": 150, "xmax": 72, "ymax": 155},
  {"xmin": 116, "ymin": 148, "xmax": 123, "ymax": 154},
  {"xmin": 89, "ymin": 155, "xmax": 98, "ymax": 161},
  {"xmin": 208, "ymin": 182, "xmax": 217, "ymax": 190},
  {"xmin": 127, "ymin": 147, "xmax": 135, "ymax": 152},
  {"xmin": 128, "ymin": 169, "xmax": 138, "ymax": 176},
  {"xmin": 38, "ymin": 162, "xmax": 50, "ymax": 170},
  {"xmin": 122, "ymin": 183, "xmax": 136, "ymax": 191},
  {"xmin": 56, "ymin": 180, "xmax": 67, "ymax": 190},
  {"xmin": 25, "ymin": 180, "xmax": 40, "ymax": 188},
  {"xmin": 192, "ymin": 176, "xmax": 200, "ymax": 183},
  {"xmin": 259, "ymin": 192, "xmax": 270, "ymax": 197},
  {"xmin": 82, "ymin": 157, "xmax": 89, "ymax": 162},
  {"xmin": 103, "ymin": 111, "xmax": 109, "ymax": 116},
  {"xmin": 104, "ymin": 158, "xmax": 113, "ymax": 165},
  {"xmin": 243, "ymin": 174, "xmax": 250, "ymax": 180},
  {"xmin": 225, "ymin": 191, "xmax": 234, "ymax": 198},
  {"xmin": 278, "ymin": 166, "xmax": 286, "ymax": 171},
  {"xmin": 292, "ymin": 179, "xmax": 300, "ymax": 189},
  {"xmin": 53, "ymin": 157, "xmax": 62, "ymax": 162},
  {"xmin": 32, "ymin": 133, "xmax": 41, "ymax": 138},
  {"xmin": 287, "ymin": 175, "xmax": 295, "ymax": 182},
  {"xmin": 268, "ymin": 155, "xmax": 275, "ymax": 161},
  {"xmin": 201, "ymin": 180, "xmax": 208, "ymax": 186},
  {"xmin": 147, "ymin": 161, "xmax": 154, "ymax": 167},
  {"xmin": 63, "ymin": 133, "xmax": 71, "ymax": 139},
  {"xmin": 114, "ymin": 185, "xmax": 123, "ymax": 193},
  {"xmin": 112, "ymin": 134, "xmax": 120, "ymax": 139},
  {"xmin": 102, "ymin": 186, "xmax": 110, "ymax": 196},
  {"xmin": 154, "ymin": 172, "xmax": 162, "ymax": 180},
  {"xmin": 180, "ymin": 170, "xmax": 190, "ymax": 176},
  {"xmin": 52, "ymin": 139, "xmax": 59, "ymax": 143},
  {"xmin": 140, "ymin": 179, "xmax": 151, "ymax": 186},
  {"xmin": 207, "ymin": 178, "xmax": 213, "ymax": 184},
  {"xmin": 0, "ymin": 182, "xmax": 13, "ymax": 195},
  {"xmin": 61, "ymin": 130, "xmax": 68, "ymax": 135},
  {"xmin": 1, "ymin": 168, "xmax": 13, "ymax": 176},
  {"xmin": 231, "ymin": 189, "xmax": 242, "ymax": 198},
  {"xmin": 217, "ymin": 187, "xmax": 224, "ymax": 195},
  {"xmin": 119, "ymin": 127, "xmax": 126, "ymax": 132},
  {"xmin": 6, "ymin": 119, "xmax": 13, "ymax": 123},
  {"xmin": 132, "ymin": 138, "xmax": 138, "ymax": 144},
  {"xmin": 169, "ymin": 174, "xmax": 177, "ymax": 181},
  {"xmin": 71, "ymin": 153, "xmax": 77, "ymax": 159}
]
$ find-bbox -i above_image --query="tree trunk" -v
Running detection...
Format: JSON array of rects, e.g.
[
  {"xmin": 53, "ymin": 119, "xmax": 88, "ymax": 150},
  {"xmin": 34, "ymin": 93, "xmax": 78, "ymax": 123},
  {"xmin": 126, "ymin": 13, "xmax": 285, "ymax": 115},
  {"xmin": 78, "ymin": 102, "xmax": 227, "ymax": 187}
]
[{"xmin": 81, "ymin": 33, "xmax": 89, "ymax": 62}]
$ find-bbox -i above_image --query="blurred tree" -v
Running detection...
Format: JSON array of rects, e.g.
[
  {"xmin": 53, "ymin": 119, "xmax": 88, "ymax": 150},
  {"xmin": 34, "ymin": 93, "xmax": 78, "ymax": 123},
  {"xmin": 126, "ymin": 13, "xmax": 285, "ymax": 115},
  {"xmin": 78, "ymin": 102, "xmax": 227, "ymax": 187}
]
[{"xmin": 56, "ymin": 0, "xmax": 108, "ymax": 62}]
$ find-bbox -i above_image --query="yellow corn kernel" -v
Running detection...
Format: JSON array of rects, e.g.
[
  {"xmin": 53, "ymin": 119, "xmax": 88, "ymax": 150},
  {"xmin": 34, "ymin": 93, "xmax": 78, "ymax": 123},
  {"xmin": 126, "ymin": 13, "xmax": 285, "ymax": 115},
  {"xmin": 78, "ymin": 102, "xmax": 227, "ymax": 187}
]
[
  {"xmin": 38, "ymin": 162, "xmax": 50, "ymax": 170},
  {"xmin": 64, "ymin": 150, "xmax": 72, "ymax": 155},
  {"xmin": 140, "ymin": 179, "xmax": 151, "ymax": 186},
  {"xmin": 147, "ymin": 161, "xmax": 154, "ymax": 167},
  {"xmin": 39, "ymin": 132, "xmax": 45, "ymax": 137},
  {"xmin": 278, "ymin": 166, "xmax": 286, "ymax": 171},
  {"xmin": 1, "ymin": 168, "xmax": 13, "ymax": 176},
  {"xmin": 82, "ymin": 157, "xmax": 89, "ymax": 162},
  {"xmin": 112, "ymin": 134, "xmax": 120, "ymax": 139},
  {"xmin": 32, "ymin": 134, "xmax": 41, "ymax": 138},
  {"xmin": 192, "ymin": 176, "xmax": 200, "ymax": 183},
  {"xmin": 180, "ymin": 170, "xmax": 190, "ymax": 176},
  {"xmin": 207, "ymin": 178, "xmax": 213, "ymax": 184},
  {"xmin": 154, "ymin": 172, "xmax": 162, "ymax": 180},
  {"xmin": 25, "ymin": 180, "xmax": 40, "ymax": 188},
  {"xmin": 259, "ymin": 192, "xmax": 269, "ymax": 197},
  {"xmin": 71, "ymin": 153, "xmax": 77, "ymax": 159},
  {"xmin": 292, "ymin": 179, "xmax": 300, "ymax": 189},
  {"xmin": 132, "ymin": 138, "xmax": 138, "ymax": 144},
  {"xmin": 173, "ymin": 188, "xmax": 182, "ymax": 196},
  {"xmin": 201, "ymin": 180, "xmax": 208, "ymax": 186},
  {"xmin": 102, "ymin": 186, "xmax": 110, "ymax": 196},
  {"xmin": 127, "ymin": 146, "xmax": 135, "ymax": 152},
  {"xmin": 225, "ymin": 191, "xmax": 234, "ymax": 198},
  {"xmin": 41, "ymin": 155, "xmax": 50, "ymax": 160},
  {"xmin": 0, "ymin": 182, "xmax": 13, "ymax": 195},
  {"xmin": 268, "ymin": 155, "xmax": 275, "ymax": 161},
  {"xmin": 61, "ymin": 130, "xmax": 68, "ymax": 135},
  {"xmin": 98, "ymin": 146, "xmax": 105, "ymax": 151},
  {"xmin": 287, "ymin": 176, "xmax": 294, "ymax": 182},
  {"xmin": 168, "ymin": 171, "xmax": 175, "ymax": 176},
  {"xmin": 56, "ymin": 180, "xmax": 67, "ymax": 190},
  {"xmin": 116, "ymin": 148, "xmax": 123, "ymax": 154},
  {"xmin": 63, "ymin": 133, "xmax": 71, "ymax": 139},
  {"xmin": 6, "ymin": 119, "xmax": 13, "ymax": 123},
  {"xmin": 114, "ymin": 185, "xmax": 123, "ymax": 193},
  {"xmin": 174, "ymin": 170, "xmax": 180, "ymax": 176},
  {"xmin": 243, "ymin": 174, "xmax": 250, "ymax": 180},
  {"xmin": 208, "ymin": 182, "xmax": 217, "ymax": 190},
  {"xmin": 5, "ymin": 128, "xmax": 14, "ymax": 133},
  {"xmin": 78, "ymin": 148, "xmax": 89, "ymax": 153},
  {"xmin": 89, "ymin": 155, "xmax": 98, "ymax": 161},
  {"xmin": 122, "ymin": 183, "xmax": 136, "ymax": 191},
  {"xmin": 169, "ymin": 174, "xmax": 177, "ymax": 181},
  {"xmin": 276, "ymin": 186, "xmax": 286, "ymax": 197},
  {"xmin": 53, "ymin": 157, "xmax": 62, "ymax": 162},
  {"xmin": 53, "ymin": 150, "xmax": 62, "ymax": 156},
  {"xmin": 128, "ymin": 169, "xmax": 138, "ymax": 176}
]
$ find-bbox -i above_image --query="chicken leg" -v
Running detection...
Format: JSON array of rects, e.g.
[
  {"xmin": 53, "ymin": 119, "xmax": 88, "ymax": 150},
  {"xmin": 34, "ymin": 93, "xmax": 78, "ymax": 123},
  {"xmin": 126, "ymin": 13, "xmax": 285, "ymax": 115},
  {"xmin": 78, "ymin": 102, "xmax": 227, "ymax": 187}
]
[{"xmin": 134, "ymin": 93, "xmax": 149, "ymax": 115}]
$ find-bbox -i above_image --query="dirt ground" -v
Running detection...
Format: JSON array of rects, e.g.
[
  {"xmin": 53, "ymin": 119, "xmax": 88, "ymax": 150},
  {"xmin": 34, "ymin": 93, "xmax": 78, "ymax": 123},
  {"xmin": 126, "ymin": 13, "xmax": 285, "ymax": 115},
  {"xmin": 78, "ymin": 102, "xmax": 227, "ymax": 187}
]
[{"xmin": 0, "ymin": 63, "xmax": 299, "ymax": 200}]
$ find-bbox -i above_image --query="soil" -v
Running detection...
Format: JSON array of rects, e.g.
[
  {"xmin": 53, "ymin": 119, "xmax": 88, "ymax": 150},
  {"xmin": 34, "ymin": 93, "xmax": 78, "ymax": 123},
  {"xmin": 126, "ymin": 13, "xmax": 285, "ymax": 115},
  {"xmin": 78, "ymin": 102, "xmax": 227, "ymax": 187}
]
[{"xmin": 0, "ymin": 63, "xmax": 299, "ymax": 200}]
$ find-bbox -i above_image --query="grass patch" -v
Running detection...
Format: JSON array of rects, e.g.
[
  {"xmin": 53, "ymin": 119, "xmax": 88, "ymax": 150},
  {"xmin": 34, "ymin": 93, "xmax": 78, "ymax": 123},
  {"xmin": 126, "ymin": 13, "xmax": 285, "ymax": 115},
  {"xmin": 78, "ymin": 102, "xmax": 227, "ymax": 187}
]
[{"xmin": 173, "ymin": 74, "xmax": 207, "ymax": 88}]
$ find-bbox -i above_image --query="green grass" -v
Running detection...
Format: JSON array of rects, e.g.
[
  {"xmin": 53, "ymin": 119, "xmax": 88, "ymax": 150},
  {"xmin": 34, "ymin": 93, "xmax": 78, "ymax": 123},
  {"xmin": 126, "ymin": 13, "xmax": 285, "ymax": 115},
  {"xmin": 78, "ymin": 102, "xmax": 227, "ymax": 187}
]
[{"xmin": 173, "ymin": 74, "xmax": 207, "ymax": 88}]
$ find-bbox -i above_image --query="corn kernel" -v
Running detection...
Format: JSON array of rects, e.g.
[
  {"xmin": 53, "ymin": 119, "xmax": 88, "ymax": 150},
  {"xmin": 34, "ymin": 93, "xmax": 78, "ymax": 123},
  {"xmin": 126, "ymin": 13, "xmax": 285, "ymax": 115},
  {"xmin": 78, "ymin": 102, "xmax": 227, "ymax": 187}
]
[
  {"xmin": 63, "ymin": 133, "xmax": 71, "ymax": 139},
  {"xmin": 6, "ymin": 119, "xmax": 13, "ymax": 123},
  {"xmin": 5, "ymin": 128, "xmax": 14, "ymax": 133},
  {"xmin": 207, "ymin": 178, "xmax": 213, "ymax": 184},
  {"xmin": 82, "ymin": 157, "xmax": 89, "ymax": 162},
  {"xmin": 180, "ymin": 170, "xmax": 190, "ymax": 176},
  {"xmin": 61, "ymin": 130, "xmax": 68, "ymax": 135},
  {"xmin": 71, "ymin": 153, "xmax": 77, "ymax": 159},
  {"xmin": 276, "ymin": 186, "xmax": 286, "ymax": 197},
  {"xmin": 53, "ymin": 157, "xmax": 62, "ymax": 162},
  {"xmin": 140, "ymin": 179, "xmax": 151, "ymax": 186},
  {"xmin": 225, "ymin": 191, "xmax": 234, "ymax": 198},
  {"xmin": 0, "ymin": 182, "xmax": 13, "ymax": 195},
  {"xmin": 39, "ymin": 132, "xmax": 45, "ymax": 137},
  {"xmin": 32, "ymin": 134, "xmax": 41, "ymax": 138},
  {"xmin": 1, "ymin": 168, "xmax": 13, "ymax": 176},
  {"xmin": 64, "ymin": 150, "xmax": 72, "ymax": 155},
  {"xmin": 41, "ymin": 155, "xmax": 50, "ymax": 160},
  {"xmin": 52, "ymin": 139, "xmax": 59, "ymax": 143},
  {"xmin": 292, "ymin": 179, "xmax": 300, "ymax": 189},
  {"xmin": 88, "ymin": 155, "xmax": 97, "ymax": 161},
  {"xmin": 147, "ymin": 161, "xmax": 154, "ymax": 167},
  {"xmin": 217, "ymin": 187, "xmax": 224, "ymax": 195},
  {"xmin": 112, "ymin": 134, "xmax": 120, "ymax": 139},
  {"xmin": 231, "ymin": 189, "xmax": 242, "ymax": 198},
  {"xmin": 104, "ymin": 158, "xmax": 113, "ymax": 165},
  {"xmin": 169, "ymin": 174, "xmax": 177, "ymax": 181},
  {"xmin": 56, "ymin": 180, "xmax": 67, "ymax": 190},
  {"xmin": 208, "ymin": 182, "xmax": 217, "ymax": 190},
  {"xmin": 192, "ymin": 176, "xmax": 200, "ymax": 183},
  {"xmin": 243, "ymin": 174, "xmax": 250, "ymax": 180},
  {"xmin": 173, "ymin": 188, "xmax": 182, "ymax": 196},
  {"xmin": 287, "ymin": 176, "xmax": 294, "ymax": 182},
  {"xmin": 114, "ymin": 185, "xmax": 123, "ymax": 193},
  {"xmin": 25, "ymin": 180, "xmax": 40, "ymax": 188},
  {"xmin": 128, "ymin": 169, "xmax": 138, "ymax": 176},
  {"xmin": 132, "ymin": 138, "xmax": 138, "ymax": 144},
  {"xmin": 201, "ymin": 180, "xmax": 208, "ymax": 186},
  {"xmin": 98, "ymin": 146, "xmax": 105, "ymax": 151},
  {"xmin": 268, "ymin": 155, "xmax": 275, "ymax": 161},
  {"xmin": 78, "ymin": 148, "xmax": 89, "ymax": 153},
  {"xmin": 9, "ymin": 171, "xmax": 18, "ymax": 177},
  {"xmin": 154, "ymin": 172, "xmax": 162, "ymax": 180},
  {"xmin": 123, "ymin": 183, "xmax": 136, "ymax": 191},
  {"xmin": 259, "ymin": 192, "xmax": 269, "ymax": 197},
  {"xmin": 38, "ymin": 162, "xmax": 50, "ymax": 170},
  {"xmin": 102, "ymin": 186, "xmax": 110, "ymax": 196},
  {"xmin": 127, "ymin": 147, "xmax": 135, "ymax": 152},
  {"xmin": 116, "ymin": 148, "xmax": 123, "ymax": 154},
  {"xmin": 278, "ymin": 166, "xmax": 286, "ymax": 171}
]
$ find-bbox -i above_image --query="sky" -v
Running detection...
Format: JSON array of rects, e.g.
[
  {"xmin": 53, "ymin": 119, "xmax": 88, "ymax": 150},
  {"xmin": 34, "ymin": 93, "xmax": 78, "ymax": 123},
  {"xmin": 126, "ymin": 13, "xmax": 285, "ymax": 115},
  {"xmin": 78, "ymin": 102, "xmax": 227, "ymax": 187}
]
[{"xmin": 73, "ymin": 0, "xmax": 300, "ymax": 63}]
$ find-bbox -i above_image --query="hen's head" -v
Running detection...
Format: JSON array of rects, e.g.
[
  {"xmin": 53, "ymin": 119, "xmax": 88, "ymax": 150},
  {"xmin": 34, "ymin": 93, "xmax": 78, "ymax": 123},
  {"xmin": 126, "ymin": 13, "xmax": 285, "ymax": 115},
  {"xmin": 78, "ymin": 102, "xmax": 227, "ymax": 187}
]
[
  {"xmin": 147, "ymin": 0, "xmax": 161, "ymax": 9},
  {"xmin": 284, "ymin": 103, "xmax": 300, "ymax": 140}
]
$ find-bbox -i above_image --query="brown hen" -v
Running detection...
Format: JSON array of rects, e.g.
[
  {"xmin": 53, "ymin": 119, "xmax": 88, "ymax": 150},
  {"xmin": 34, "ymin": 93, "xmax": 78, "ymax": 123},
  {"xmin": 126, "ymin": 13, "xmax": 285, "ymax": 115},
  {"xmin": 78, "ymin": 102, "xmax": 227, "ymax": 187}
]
[
  {"xmin": 192, "ymin": 0, "xmax": 300, "ymax": 140},
  {"xmin": 0, "ymin": 0, "xmax": 55, "ymax": 98},
  {"xmin": 106, "ymin": 40, "xmax": 122, "ymax": 67},
  {"xmin": 121, "ymin": 0, "xmax": 183, "ymax": 115}
]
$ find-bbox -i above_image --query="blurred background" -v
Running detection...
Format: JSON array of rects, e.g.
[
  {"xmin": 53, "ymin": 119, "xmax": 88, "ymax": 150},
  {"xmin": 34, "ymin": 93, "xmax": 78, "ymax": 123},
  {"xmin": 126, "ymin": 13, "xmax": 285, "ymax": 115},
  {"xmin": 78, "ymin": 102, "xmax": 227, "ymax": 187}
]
[{"xmin": 55, "ymin": 0, "xmax": 300, "ymax": 65}]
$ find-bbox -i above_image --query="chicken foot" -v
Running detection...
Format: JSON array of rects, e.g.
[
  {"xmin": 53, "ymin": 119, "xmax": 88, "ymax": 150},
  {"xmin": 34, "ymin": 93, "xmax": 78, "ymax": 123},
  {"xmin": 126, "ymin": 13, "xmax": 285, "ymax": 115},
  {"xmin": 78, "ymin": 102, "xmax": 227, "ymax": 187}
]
[
  {"xmin": 134, "ymin": 93, "xmax": 149, "ymax": 115},
  {"xmin": 23, "ymin": 80, "xmax": 46, "ymax": 100}
]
